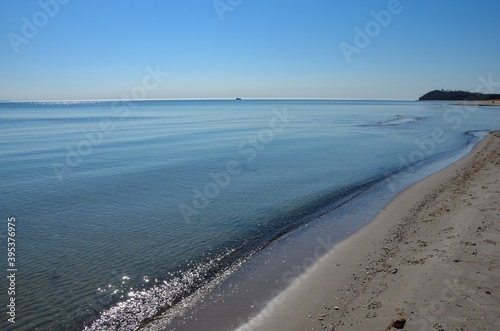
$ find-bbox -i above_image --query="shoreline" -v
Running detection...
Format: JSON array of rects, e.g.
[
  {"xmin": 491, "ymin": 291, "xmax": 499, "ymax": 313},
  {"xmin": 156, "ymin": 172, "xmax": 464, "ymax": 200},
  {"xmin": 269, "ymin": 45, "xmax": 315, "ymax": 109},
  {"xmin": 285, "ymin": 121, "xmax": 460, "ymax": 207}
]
[
  {"xmin": 162, "ymin": 134, "xmax": 486, "ymax": 331},
  {"xmin": 419, "ymin": 100, "xmax": 500, "ymax": 107},
  {"xmin": 238, "ymin": 131, "xmax": 500, "ymax": 330},
  {"xmin": 451, "ymin": 100, "xmax": 500, "ymax": 107}
]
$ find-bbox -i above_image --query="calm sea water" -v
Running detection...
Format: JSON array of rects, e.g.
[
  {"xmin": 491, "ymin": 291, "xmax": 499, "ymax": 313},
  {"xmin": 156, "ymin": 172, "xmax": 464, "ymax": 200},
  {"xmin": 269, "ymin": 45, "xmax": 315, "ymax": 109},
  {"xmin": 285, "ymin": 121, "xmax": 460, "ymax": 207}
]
[{"xmin": 1, "ymin": 100, "xmax": 499, "ymax": 330}]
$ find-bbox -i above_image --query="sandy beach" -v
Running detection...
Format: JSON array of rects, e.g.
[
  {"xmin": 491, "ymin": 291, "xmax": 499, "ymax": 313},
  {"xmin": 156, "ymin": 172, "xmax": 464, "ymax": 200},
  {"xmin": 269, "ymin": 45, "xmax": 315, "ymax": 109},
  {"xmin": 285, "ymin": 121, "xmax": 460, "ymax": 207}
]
[
  {"xmin": 240, "ymin": 131, "xmax": 500, "ymax": 331},
  {"xmin": 451, "ymin": 100, "xmax": 500, "ymax": 107}
]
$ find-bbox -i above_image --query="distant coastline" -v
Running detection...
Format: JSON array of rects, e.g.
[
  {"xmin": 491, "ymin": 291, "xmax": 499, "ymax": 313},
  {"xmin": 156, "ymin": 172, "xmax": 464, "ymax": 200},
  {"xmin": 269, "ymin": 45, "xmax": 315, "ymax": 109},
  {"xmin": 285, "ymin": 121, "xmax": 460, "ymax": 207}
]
[{"xmin": 419, "ymin": 89, "xmax": 500, "ymax": 102}]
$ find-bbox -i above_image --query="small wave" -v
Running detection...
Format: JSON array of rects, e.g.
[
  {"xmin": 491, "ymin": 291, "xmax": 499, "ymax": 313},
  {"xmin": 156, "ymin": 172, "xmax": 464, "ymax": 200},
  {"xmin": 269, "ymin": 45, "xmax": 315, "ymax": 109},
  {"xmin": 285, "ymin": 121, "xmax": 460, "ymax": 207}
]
[{"xmin": 360, "ymin": 115, "xmax": 428, "ymax": 127}]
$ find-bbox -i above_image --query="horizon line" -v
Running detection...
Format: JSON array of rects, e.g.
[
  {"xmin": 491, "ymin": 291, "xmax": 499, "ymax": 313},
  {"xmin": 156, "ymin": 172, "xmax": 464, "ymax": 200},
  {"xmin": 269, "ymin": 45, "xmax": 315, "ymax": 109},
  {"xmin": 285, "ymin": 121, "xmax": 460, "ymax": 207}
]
[{"xmin": 0, "ymin": 97, "xmax": 417, "ymax": 103}]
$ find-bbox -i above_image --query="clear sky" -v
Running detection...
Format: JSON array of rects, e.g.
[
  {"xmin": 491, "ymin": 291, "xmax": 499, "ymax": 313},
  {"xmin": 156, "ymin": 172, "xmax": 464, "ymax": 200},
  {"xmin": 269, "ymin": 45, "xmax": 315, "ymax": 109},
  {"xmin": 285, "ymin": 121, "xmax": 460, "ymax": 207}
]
[{"xmin": 1, "ymin": 0, "xmax": 499, "ymax": 101}]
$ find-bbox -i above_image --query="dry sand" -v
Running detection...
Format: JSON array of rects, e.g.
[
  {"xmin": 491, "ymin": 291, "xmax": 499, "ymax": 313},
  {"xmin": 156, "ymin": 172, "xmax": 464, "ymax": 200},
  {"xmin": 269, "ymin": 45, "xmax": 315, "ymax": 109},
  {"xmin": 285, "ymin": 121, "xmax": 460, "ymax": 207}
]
[{"xmin": 239, "ymin": 131, "xmax": 500, "ymax": 331}]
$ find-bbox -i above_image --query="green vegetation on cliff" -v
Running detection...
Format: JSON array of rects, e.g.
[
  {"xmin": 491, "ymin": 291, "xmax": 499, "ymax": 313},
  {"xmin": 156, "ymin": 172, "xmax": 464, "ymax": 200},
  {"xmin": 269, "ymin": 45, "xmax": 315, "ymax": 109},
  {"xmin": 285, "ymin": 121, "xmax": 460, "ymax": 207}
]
[{"xmin": 419, "ymin": 90, "xmax": 500, "ymax": 101}]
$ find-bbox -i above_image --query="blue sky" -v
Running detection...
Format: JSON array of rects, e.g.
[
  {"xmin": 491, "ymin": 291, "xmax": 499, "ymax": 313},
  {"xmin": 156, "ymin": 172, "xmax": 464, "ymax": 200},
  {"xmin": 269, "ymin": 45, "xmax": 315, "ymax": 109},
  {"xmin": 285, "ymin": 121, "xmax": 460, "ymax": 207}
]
[{"xmin": 0, "ymin": 0, "xmax": 499, "ymax": 101}]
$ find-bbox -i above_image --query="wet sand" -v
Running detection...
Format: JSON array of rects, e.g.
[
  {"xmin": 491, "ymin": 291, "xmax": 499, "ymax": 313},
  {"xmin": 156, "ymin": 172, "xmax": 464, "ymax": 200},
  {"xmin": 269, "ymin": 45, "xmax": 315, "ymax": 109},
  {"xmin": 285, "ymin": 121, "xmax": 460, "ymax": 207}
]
[{"xmin": 238, "ymin": 131, "xmax": 500, "ymax": 331}]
